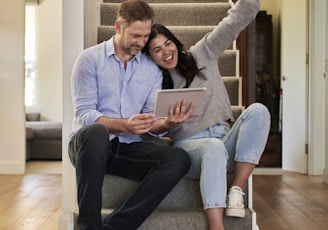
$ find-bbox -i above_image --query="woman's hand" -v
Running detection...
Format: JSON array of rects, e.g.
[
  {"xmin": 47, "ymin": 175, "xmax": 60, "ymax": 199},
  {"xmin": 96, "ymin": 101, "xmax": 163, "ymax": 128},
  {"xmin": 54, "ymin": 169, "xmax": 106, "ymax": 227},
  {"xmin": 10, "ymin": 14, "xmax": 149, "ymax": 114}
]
[{"xmin": 163, "ymin": 100, "xmax": 196, "ymax": 129}]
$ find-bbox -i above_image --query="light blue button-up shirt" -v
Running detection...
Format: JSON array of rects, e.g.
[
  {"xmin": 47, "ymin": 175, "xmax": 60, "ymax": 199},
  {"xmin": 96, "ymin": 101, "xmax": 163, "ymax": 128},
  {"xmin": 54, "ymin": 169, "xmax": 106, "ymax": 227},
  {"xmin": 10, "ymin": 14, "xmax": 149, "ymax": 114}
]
[{"xmin": 70, "ymin": 37, "xmax": 163, "ymax": 143}]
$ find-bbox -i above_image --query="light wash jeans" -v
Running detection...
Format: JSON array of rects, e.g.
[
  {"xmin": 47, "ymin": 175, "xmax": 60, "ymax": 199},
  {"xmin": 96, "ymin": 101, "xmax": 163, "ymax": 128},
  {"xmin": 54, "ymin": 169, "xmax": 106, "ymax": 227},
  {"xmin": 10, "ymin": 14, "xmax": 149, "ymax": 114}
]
[{"xmin": 175, "ymin": 103, "xmax": 271, "ymax": 209}]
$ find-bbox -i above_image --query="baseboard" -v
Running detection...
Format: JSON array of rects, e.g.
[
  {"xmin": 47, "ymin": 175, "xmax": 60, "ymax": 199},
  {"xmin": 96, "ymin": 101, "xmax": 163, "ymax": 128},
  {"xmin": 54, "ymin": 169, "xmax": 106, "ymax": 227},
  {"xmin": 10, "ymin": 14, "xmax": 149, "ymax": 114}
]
[
  {"xmin": 253, "ymin": 167, "xmax": 284, "ymax": 175},
  {"xmin": 249, "ymin": 208, "xmax": 258, "ymax": 230},
  {"xmin": 0, "ymin": 160, "xmax": 25, "ymax": 174},
  {"xmin": 59, "ymin": 212, "xmax": 74, "ymax": 230}
]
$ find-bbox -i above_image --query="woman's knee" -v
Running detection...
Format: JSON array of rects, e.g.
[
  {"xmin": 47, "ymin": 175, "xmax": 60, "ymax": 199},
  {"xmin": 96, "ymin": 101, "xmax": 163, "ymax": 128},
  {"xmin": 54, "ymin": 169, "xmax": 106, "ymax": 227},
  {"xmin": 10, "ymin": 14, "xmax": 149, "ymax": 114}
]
[
  {"xmin": 190, "ymin": 139, "xmax": 228, "ymax": 162},
  {"xmin": 247, "ymin": 103, "xmax": 270, "ymax": 120}
]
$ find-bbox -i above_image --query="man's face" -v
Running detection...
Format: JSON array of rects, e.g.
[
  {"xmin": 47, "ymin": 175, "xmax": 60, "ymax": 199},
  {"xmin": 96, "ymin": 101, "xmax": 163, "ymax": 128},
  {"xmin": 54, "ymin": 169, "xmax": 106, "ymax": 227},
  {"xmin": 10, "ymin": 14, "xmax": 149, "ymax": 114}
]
[{"xmin": 117, "ymin": 20, "xmax": 152, "ymax": 56}]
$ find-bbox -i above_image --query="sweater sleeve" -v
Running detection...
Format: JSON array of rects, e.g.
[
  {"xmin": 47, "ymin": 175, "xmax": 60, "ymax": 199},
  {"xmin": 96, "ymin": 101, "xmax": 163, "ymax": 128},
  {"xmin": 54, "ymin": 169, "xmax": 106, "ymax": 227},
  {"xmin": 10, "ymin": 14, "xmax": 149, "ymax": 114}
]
[{"xmin": 191, "ymin": 0, "xmax": 260, "ymax": 59}]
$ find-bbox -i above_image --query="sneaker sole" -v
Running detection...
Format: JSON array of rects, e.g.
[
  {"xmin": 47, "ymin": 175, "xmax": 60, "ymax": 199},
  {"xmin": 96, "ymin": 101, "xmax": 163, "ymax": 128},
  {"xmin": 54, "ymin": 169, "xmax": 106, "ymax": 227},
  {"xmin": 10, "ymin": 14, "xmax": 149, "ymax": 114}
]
[{"xmin": 225, "ymin": 208, "xmax": 245, "ymax": 218}]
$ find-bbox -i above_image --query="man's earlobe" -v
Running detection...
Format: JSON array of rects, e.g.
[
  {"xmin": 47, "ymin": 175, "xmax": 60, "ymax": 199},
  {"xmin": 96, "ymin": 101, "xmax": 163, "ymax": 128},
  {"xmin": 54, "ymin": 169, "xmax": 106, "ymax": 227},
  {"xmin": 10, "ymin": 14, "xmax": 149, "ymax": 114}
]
[{"xmin": 115, "ymin": 20, "xmax": 121, "ymax": 34}]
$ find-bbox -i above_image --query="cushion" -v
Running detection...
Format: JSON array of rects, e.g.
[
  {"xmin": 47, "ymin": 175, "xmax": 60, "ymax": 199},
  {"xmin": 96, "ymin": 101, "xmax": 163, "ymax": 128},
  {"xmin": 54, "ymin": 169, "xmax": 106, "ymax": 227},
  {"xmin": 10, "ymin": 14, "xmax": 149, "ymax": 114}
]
[
  {"xmin": 26, "ymin": 121, "xmax": 62, "ymax": 139},
  {"xmin": 26, "ymin": 112, "xmax": 41, "ymax": 121}
]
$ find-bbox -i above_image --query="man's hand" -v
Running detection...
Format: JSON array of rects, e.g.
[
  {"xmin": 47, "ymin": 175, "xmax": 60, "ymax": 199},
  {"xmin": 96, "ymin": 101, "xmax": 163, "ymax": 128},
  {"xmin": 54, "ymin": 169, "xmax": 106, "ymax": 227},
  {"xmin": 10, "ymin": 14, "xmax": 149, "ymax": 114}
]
[
  {"xmin": 97, "ymin": 100, "xmax": 195, "ymax": 135},
  {"xmin": 126, "ymin": 114, "xmax": 157, "ymax": 134},
  {"xmin": 96, "ymin": 114, "xmax": 156, "ymax": 134}
]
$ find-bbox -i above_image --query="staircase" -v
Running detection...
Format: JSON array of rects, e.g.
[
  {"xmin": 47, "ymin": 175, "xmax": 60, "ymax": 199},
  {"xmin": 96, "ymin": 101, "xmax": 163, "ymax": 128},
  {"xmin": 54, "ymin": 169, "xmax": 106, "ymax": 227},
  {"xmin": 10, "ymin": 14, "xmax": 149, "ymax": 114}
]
[{"xmin": 73, "ymin": 0, "xmax": 257, "ymax": 229}]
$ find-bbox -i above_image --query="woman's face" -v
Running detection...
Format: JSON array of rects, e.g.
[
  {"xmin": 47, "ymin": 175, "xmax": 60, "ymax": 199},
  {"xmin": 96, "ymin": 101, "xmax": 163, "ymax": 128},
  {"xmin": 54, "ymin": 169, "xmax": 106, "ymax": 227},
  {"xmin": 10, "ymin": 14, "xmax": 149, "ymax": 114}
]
[{"xmin": 148, "ymin": 34, "xmax": 178, "ymax": 71}]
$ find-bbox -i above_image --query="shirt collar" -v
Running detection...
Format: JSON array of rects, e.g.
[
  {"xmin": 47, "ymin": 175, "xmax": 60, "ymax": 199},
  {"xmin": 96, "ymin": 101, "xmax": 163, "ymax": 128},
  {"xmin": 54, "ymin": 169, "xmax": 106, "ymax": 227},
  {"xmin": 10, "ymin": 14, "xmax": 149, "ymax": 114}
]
[{"xmin": 106, "ymin": 37, "xmax": 141, "ymax": 63}]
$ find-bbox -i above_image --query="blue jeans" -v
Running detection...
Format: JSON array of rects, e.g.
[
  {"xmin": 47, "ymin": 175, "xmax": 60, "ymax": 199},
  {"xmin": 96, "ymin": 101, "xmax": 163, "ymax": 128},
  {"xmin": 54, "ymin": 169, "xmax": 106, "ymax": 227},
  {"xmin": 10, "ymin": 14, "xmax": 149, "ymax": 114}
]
[
  {"xmin": 68, "ymin": 123, "xmax": 190, "ymax": 230},
  {"xmin": 175, "ymin": 103, "xmax": 270, "ymax": 209}
]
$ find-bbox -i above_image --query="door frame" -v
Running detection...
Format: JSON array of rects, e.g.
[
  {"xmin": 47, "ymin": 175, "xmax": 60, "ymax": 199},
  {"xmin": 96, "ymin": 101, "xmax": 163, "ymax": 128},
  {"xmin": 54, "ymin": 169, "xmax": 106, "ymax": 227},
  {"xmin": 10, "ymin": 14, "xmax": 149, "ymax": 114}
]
[
  {"xmin": 325, "ymin": 0, "xmax": 328, "ymax": 183},
  {"xmin": 308, "ymin": 0, "xmax": 326, "ymax": 175}
]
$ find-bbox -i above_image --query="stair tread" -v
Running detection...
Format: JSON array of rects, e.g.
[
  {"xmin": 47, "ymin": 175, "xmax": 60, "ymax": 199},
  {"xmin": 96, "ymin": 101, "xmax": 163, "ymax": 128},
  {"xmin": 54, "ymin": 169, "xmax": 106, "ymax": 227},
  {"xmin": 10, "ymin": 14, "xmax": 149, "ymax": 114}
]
[
  {"xmin": 101, "ymin": 174, "xmax": 249, "ymax": 209},
  {"xmin": 101, "ymin": 2, "xmax": 231, "ymax": 26},
  {"xmin": 98, "ymin": 25, "xmax": 235, "ymax": 51},
  {"xmin": 73, "ymin": 208, "xmax": 254, "ymax": 230},
  {"xmin": 103, "ymin": 0, "xmax": 229, "ymax": 3}
]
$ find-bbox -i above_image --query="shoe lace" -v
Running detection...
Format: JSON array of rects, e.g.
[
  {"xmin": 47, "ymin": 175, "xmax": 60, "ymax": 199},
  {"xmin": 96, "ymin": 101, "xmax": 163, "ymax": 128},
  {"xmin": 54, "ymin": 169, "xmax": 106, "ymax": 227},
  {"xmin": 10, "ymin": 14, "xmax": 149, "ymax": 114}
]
[{"xmin": 228, "ymin": 186, "xmax": 245, "ymax": 205}]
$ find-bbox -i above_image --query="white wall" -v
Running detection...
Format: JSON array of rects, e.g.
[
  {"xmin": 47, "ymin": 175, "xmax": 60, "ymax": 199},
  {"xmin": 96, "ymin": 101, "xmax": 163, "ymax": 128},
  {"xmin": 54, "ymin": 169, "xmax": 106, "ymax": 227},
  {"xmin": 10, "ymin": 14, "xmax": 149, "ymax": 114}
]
[
  {"xmin": 35, "ymin": 0, "xmax": 62, "ymax": 121},
  {"xmin": 324, "ymin": 0, "xmax": 328, "ymax": 184},
  {"xmin": 0, "ymin": 0, "xmax": 62, "ymax": 174},
  {"xmin": 59, "ymin": 0, "xmax": 83, "ymax": 228},
  {"xmin": 0, "ymin": 1, "xmax": 26, "ymax": 174}
]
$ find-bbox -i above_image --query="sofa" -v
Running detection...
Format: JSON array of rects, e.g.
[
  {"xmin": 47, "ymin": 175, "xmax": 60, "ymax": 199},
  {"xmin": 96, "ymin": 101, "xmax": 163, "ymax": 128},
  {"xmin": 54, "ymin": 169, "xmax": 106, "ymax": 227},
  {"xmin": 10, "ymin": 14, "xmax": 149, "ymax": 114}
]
[{"xmin": 25, "ymin": 112, "xmax": 62, "ymax": 161}]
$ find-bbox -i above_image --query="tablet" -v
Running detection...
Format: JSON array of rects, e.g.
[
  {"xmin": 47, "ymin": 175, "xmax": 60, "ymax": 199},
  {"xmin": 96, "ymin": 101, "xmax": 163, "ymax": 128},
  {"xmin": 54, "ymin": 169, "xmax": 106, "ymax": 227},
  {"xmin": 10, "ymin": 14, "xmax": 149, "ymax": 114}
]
[{"xmin": 154, "ymin": 87, "xmax": 206, "ymax": 118}]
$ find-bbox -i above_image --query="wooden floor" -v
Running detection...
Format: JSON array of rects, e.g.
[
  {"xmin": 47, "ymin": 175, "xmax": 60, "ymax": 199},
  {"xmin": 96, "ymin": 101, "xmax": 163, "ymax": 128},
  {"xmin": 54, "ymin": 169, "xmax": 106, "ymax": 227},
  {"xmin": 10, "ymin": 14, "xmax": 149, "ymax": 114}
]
[
  {"xmin": 0, "ymin": 173, "xmax": 61, "ymax": 230},
  {"xmin": 253, "ymin": 172, "xmax": 328, "ymax": 230},
  {"xmin": 1, "ymin": 163, "xmax": 328, "ymax": 230}
]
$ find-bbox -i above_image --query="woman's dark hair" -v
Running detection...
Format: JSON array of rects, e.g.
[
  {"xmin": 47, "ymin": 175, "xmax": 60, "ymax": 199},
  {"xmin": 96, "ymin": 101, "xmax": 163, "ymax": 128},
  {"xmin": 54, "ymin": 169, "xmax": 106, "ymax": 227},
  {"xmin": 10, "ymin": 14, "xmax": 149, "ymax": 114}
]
[{"xmin": 143, "ymin": 23, "xmax": 206, "ymax": 89}]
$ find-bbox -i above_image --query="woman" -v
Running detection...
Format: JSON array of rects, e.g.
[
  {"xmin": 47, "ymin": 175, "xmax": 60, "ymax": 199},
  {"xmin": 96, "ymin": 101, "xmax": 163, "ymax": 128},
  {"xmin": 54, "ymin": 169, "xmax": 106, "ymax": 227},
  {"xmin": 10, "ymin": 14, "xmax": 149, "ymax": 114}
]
[{"xmin": 143, "ymin": 0, "xmax": 270, "ymax": 229}]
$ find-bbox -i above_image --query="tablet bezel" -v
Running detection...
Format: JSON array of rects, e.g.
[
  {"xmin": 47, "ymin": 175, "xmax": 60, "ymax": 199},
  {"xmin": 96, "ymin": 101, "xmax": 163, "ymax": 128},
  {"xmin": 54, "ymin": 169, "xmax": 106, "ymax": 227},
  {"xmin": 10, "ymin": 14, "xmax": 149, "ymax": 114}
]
[{"xmin": 154, "ymin": 87, "xmax": 206, "ymax": 118}]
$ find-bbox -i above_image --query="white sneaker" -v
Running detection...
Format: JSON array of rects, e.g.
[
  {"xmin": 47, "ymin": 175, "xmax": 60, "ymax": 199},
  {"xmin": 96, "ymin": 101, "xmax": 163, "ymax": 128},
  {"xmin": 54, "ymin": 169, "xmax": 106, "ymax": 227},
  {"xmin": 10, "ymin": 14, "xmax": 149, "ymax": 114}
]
[{"xmin": 225, "ymin": 186, "xmax": 245, "ymax": 218}]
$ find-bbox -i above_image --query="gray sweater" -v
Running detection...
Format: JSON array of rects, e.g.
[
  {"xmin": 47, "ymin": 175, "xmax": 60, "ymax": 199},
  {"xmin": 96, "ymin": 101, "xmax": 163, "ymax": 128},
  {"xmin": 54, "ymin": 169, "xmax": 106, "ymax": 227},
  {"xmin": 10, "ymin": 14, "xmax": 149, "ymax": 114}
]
[{"xmin": 167, "ymin": 0, "xmax": 260, "ymax": 144}]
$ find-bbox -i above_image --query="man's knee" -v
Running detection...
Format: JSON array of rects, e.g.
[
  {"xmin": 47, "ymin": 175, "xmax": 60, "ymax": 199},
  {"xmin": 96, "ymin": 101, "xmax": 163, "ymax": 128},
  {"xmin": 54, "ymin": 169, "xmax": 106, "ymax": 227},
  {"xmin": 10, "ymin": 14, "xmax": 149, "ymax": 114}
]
[
  {"xmin": 167, "ymin": 146, "xmax": 191, "ymax": 174},
  {"xmin": 70, "ymin": 123, "xmax": 110, "ymax": 165},
  {"xmin": 80, "ymin": 123, "xmax": 109, "ymax": 142}
]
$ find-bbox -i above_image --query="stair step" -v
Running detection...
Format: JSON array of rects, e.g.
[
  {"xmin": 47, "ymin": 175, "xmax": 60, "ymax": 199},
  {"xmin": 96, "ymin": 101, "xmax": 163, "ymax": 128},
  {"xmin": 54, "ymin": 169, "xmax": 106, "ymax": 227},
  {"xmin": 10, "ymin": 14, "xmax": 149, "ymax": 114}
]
[
  {"xmin": 98, "ymin": 25, "xmax": 234, "ymax": 51},
  {"xmin": 73, "ymin": 208, "xmax": 253, "ymax": 230},
  {"xmin": 219, "ymin": 49, "xmax": 239, "ymax": 76},
  {"xmin": 223, "ymin": 76, "xmax": 240, "ymax": 106},
  {"xmin": 100, "ymin": 2, "xmax": 231, "ymax": 26},
  {"xmin": 165, "ymin": 26, "xmax": 233, "ymax": 50},
  {"xmin": 102, "ymin": 174, "xmax": 248, "ymax": 209},
  {"xmin": 103, "ymin": 0, "xmax": 229, "ymax": 3},
  {"xmin": 231, "ymin": 105, "xmax": 245, "ymax": 121}
]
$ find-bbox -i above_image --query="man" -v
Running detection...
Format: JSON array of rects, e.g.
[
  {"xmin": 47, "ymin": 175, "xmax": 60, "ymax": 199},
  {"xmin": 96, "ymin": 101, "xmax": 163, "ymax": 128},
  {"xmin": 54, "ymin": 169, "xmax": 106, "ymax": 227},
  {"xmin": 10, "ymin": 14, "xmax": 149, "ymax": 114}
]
[{"xmin": 68, "ymin": 0, "xmax": 192, "ymax": 229}]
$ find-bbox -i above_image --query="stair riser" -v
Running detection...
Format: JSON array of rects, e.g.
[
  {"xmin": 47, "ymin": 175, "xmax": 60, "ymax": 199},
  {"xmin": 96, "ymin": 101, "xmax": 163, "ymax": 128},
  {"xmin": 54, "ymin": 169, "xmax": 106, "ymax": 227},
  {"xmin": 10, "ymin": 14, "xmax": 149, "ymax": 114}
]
[
  {"xmin": 98, "ymin": 25, "xmax": 234, "ymax": 50},
  {"xmin": 101, "ymin": 3, "xmax": 231, "ymax": 26},
  {"xmin": 101, "ymin": 174, "xmax": 248, "ymax": 209},
  {"xmin": 74, "ymin": 209, "xmax": 253, "ymax": 230},
  {"xmin": 223, "ymin": 77, "xmax": 240, "ymax": 105},
  {"xmin": 103, "ymin": 0, "xmax": 229, "ymax": 3}
]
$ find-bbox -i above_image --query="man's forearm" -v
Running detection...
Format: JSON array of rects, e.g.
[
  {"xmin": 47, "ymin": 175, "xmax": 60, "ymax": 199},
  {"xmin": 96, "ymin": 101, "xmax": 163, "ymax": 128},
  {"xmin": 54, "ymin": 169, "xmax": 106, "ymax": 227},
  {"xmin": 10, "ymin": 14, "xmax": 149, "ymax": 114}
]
[{"xmin": 96, "ymin": 116, "xmax": 128, "ymax": 134}]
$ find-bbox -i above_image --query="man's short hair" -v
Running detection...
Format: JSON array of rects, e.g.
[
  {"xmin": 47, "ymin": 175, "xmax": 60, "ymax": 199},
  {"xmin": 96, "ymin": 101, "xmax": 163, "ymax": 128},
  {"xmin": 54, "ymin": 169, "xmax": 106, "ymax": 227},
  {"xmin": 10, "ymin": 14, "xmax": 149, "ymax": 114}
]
[{"xmin": 117, "ymin": 0, "xmax": 154, "ymax": 27}]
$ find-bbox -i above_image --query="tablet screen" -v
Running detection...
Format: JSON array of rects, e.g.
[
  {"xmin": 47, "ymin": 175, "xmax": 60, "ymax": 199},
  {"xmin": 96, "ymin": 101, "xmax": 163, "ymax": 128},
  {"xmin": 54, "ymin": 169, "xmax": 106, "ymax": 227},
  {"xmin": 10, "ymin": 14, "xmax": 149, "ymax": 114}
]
[{"xmin": 154, "ymin": 87, "xmax": 206, "ymax": 118}]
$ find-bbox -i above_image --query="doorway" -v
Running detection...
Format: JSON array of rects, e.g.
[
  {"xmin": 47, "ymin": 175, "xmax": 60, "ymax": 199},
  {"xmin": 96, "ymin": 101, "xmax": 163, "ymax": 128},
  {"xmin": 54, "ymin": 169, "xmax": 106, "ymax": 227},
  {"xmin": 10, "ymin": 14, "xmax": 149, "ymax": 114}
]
[
  {"xmin": 236, "ymin": 5, "xmax": 282, "ymax": 168},
  {"xmin": 255, "ymin": 10, "xmax": 282, "ymax": 167}
]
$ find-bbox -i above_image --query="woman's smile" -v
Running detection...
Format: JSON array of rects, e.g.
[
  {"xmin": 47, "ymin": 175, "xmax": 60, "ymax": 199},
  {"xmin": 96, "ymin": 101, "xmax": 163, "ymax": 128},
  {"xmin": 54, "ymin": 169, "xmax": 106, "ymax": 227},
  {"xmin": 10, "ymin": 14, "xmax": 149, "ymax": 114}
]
[{"xmin": 149, "ymin": 34, "xmax": 178, "ymax": 70}]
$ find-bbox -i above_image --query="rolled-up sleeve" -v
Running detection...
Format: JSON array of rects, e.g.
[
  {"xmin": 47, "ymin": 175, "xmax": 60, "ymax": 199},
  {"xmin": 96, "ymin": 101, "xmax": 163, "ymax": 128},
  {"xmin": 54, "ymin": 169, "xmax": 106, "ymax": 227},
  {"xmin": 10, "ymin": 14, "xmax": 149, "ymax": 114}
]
[{"xmin": 71, "ymin": 51, "xmax": 104, "ymax": 125}]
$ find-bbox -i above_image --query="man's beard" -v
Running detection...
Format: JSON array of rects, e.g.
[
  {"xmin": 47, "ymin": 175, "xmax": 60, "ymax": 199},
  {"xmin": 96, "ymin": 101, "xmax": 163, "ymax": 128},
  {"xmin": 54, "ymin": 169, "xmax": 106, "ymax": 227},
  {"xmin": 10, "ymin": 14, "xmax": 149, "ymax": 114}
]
[{"xmin": 127, "ymin": 45, "xmax": 142, "ymax": 55}]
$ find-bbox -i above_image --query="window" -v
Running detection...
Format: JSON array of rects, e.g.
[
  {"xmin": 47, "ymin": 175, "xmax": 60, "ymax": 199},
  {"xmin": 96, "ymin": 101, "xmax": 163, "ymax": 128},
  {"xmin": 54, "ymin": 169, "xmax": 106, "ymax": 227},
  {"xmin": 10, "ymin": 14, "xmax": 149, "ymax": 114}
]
[{"xmin": 25, "ymin": 5, "xmax": 36, "ymax": 106}]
